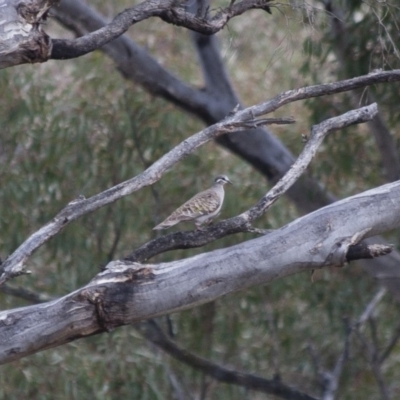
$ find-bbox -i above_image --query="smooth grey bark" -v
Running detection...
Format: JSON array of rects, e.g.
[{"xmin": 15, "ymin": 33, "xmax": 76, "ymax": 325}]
[{"xmin": 0, "ymin": 179, "xmax": 399, "ymax": 365}]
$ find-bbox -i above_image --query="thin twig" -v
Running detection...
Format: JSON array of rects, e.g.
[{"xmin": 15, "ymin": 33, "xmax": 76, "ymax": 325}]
[
  {"xmin": 3, "ymin": 70, "xmax": 398, "ymax": 283},
  {"xmin": 379, "ymin": 321, "xmax": 400, "ymax": 364},
  {"xmin": 138, "ymin": 320, "xmax": 319, "ymax": 400},
  {"xmin": 321, "ymin": 323, "xmax": 351, "ymax": 400},
  {"xmin": 352, "ymin": 287, "xmax": 391, "ymax": 400},
  {"xmin": 0, "ymin": 284, "xmax": 54, "ymax": 303},
  {"xmin": 357, "ymin": 288, "xmax": 386, "ymax": 326},
  {"xmin": 50, "ymin": 0, "xmax": 273, "ymax": 60},
  {"xmin": 126, "ymin": 103, "xmax": 378, "ymax": 262},
  {"xmin": 356, "ymin": 328, "xmax": 390, "ymax": 400}
]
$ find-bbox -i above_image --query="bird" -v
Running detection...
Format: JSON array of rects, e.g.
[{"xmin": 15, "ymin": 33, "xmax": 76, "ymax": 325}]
[{"xmin": 153, "ymin": 175, "xmax": 232, "ymax": 230}]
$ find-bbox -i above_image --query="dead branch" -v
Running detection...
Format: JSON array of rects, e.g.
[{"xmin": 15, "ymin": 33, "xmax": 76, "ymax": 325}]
[
  {"xmin": 127, "ymin": 104, "xmax": 378, "ymax": 262},
  {"xmin": 0, "ymin": 0, "xmax": 273, "ymax": 68},
  {"xmin": 51, "ymin": 0, "xmax": 272, "ymax": 60},
  {"xmin": 0, "ymin": 179, "xmax": 399, "ymax": 364},
  {"xmin": 0, "ymin": 99, "xmax": 383, "ymax": 283},
  {"xmin": 1, "ymin": 73, "xmax": 392, "ymax": 284},
  {"xmin": 137, "ymin": 320, "xmax": 318, "ymax": 400}
]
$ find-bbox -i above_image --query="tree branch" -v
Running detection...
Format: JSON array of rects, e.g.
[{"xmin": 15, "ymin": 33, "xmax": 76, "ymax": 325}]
[
  {"xmin": 0, "ymin": 179, "xmax": 398, "ymax": 364},
  {"xmin": 379, "ymin": 321, "xmax": 400, "ymax": 364},
  {"xmin": 308, "ymin": 327, "xmax": 350, "ymax": 400},
  {"xmin": 127, "ymin": 103, "xmax": 378, "ymax": 262},
  {"xmin": 51, "ymin": 0, "xmax": 400, "ymax": 303},
  {"xmin": 1, "ymin": 76, "xmax": 394, "ymax": 283},
  {"xmin": 356, "ymin": 326, "xmax": 390, "ymax": 400},
  {"xmin": 0, "ymin": 112, "xmax": 291, "ymax": 285},
  {"xmin": 0, "ymin": 0, "xmax": 273, "ymax": 67},
  {"xmin": 0, "ymin": 0, "xmax": 57, "ymax": 68},
  {"xmin": 159, "ymin": 0, "xmax": 272, "ymax": 34},
  {"xmin": 356, "ymin": 288, "xmax": 387, "ymax": 327},
  {"xmin": 0, "ymin": 284, "xmax": 54, "ymax": 303},
  {"xmin": 309, "ymin": 287, "xmax": 388, "ymax": 400},
  {"xmin": 345, "ymin": 244, "xmax": 393, "ymax": 262},
  {"xmin": 353, "ymin": 287, "xmax": 391, "ymax": 399},
  {"xmin": 51, "ymin": 0, "xmax": 172, "ymax": 60},
  {"xmin": 138, "ymin": 320, "xmax": 317, "ymax": 400}
]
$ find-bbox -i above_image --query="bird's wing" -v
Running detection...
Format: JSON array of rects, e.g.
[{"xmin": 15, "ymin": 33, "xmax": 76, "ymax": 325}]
[{"xmin": 168, "ymin": 189, "xmax": 220, "ymax": 221}]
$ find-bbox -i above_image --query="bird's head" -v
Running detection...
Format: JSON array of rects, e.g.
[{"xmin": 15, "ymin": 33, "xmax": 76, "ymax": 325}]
[{"xmin": 214, "ymin": 175, "xmax": 232, "ymax": 185}]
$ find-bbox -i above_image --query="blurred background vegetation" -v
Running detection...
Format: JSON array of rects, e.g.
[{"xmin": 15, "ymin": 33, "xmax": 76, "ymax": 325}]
[{"xmin": 1, "ymin": 0, "xmax": 400, "ymax": 399}]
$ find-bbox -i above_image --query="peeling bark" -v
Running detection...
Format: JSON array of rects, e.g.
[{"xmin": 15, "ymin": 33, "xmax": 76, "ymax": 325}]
[{"xmin": 0, "ymin": 0, "xmax": 55, "ymax": 68}]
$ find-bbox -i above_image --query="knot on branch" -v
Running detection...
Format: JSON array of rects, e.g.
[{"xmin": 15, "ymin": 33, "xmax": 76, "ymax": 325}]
[
  {"xmin": 20, "ymin": 31, "xmax": 52, "ymax": 64},
  {"xmin": 346, "ymin": 243, "xmax": 393, "ymax": 262},
  {"xmin": 81, "ymin": 263, "xmax": 155, "ymax": 331},
  {"xmin": 95, "ymin": 260, "xmax": 155, "ymax": 283},
  {"xmin": 16, "ymin": 1, "xmax": 51, "ymax": 25},
  {"xmin": 324, "ymin": 229, "xmax": 392, "ymax": 267},
  {"xmin": 81, "ymin": 287, "xmax": 112, "ymax": 332}
]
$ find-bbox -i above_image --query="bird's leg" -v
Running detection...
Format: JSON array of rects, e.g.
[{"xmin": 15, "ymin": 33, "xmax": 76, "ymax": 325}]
[{"xmin": 194, "ymin": 220, "xmax": 204, "ymax": 230}]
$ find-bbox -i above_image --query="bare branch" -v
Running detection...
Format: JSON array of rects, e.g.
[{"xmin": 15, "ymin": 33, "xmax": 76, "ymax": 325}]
[
  {"xmin": 356, "ymin": 328, "xmax": 390, "ymax": 400},
  {"xmin": 308, "ymin": 343, "xmax": 326, "ymax": 392},
  {"xmin": 357, "ymin": 288, "xmax": 387, "ymax": 327},
  {"xmin": 229, "ymin": 116, "xmax": 296, "ymax": 128},
  {"xmin": 244, "ymin": 104, "xmax": 377, "ymax": 220},
  {"xmin": 346, "ymin": 244, "xmax": 393, "ymax": 262},
  {"xmin": 51, "ymin": 0, "xmax": 400, "ymax": 304},
  {"xmin": 0, "ymin": 284, "xmax": 54, "ymax": 303},
  {"xmin": 127, "ymin": 104, "xmax": 378, "ymax": 262},
  {"xmin": 50, "ymin": 0, "xmax": 171, "ymax": 60},
  {"xmin": 51, "ymin": 0, "xmax": 271, "ymax": 61},
  {"xmin": 138, "ymin": 320, "xmax": 318, "ymax": 400},
  {"xmin": 0, "ymin": 179, "xmax": 399, "ymax": 364},
  {"xmin": 0, "ymin": 111, "xmax": 288, "ymax": 284},
  {"xmin": 308, "ymin": 330, "xmax": 350, "ymax": 400},
  {"xmin": 0, "ymin": 0, "xmax": 272, "ymax": 68},
  {"xmin": 166, "ymin": 366, "xmax": 192, "ymax": 400},
  {"xmin": 1, "ymin": 71, "xmax": 394, "ymax": 284},
  {"xmin": 380, "ymin": 321, "xmax": 400, "ymax": 364},
  {"xmin": 321, "ymin": 325, "xmax": 350, "ymax": 400},
  {"xmin": 322, "ymin": 330, "xmax": 351, "ymax": 400},
  {"xmin": 0, "ymin": 64, "xmax": 397, "ymax": 284},
  {"xmin": 352, "ymin": 288, "xmax": 391, "ymax": 399},
  {"xmin": 0, "ymin": 0, "xmax": 57, "ymax": 68},
  {"xmin": 158, "ymin": 0, "xmax": 272, "ymax": 34},
  {"xmin": 309, "ymin": 287, "xmax": 387, "ymax": 400}
]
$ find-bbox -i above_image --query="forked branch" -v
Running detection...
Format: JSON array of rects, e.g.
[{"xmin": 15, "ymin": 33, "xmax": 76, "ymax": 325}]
[
  {"xmin": 138, "ymin": 320, "xmax": 318, "ymax": 400},
  {"xmin": 127, "ymin": 103, "xmax": 378, "ymax": 262},
  {"xmin": 2, "ymin": 69, "xmax": 399, "ymax": 284}
]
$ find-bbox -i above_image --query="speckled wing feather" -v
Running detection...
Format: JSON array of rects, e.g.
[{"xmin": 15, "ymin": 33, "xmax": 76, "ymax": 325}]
[
  {"xmin": 172, "ymin": 190, "xmax": 220, "ymax": 219},
  {"xmin": 154, "ymin": 188, "xmax": 220, "ymax": 229}
]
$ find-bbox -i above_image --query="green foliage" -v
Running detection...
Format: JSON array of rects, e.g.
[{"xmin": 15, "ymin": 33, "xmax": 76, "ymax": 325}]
[{"xmin": 301, "ymin": 1, "xmax": 400, "ymax": 127}]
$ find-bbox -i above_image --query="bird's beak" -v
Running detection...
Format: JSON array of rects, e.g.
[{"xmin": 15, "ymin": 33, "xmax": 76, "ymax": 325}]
[{"xmin": 227, "ymin": 178, "xmax": 233, "ymax": 185}]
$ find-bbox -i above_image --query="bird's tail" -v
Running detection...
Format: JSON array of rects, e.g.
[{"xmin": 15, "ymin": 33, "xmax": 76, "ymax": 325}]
[{"xmin": 153, "ymin": 219, "xmax": 177, "ymax": 230}]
